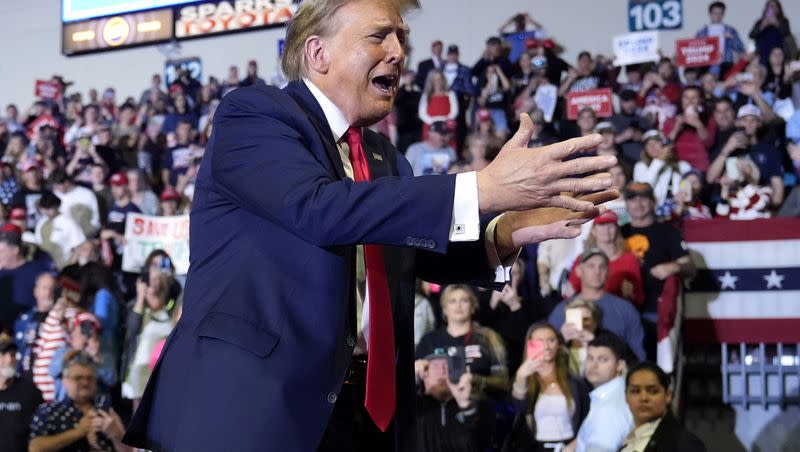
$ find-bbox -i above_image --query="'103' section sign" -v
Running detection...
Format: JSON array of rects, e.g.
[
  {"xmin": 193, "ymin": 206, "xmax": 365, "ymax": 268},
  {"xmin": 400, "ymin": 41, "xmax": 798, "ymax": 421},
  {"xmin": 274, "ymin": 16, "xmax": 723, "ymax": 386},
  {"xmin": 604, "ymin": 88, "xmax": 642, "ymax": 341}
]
[{"xmin": 628, "ymin": 0, "xmax": 682, "ymax": 32}]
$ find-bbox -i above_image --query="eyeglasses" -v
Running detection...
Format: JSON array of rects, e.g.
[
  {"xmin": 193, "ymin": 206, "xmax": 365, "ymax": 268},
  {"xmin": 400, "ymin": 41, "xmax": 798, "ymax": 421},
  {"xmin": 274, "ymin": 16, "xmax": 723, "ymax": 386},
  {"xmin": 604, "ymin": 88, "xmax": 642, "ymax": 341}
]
[{"xmin": 67, "ymin": 375, "xmax": 95, "ymax": 382}]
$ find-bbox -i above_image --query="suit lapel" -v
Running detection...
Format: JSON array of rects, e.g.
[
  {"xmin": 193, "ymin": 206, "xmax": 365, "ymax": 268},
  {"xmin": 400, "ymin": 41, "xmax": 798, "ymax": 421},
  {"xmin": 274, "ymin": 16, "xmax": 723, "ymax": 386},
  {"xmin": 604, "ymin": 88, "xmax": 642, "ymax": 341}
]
[
  {"xmin": 362, "ymin": 130, "xmax": 389, "ymax": 180},
  {"xmin": 283, "ymin": 81, "xmax": 347, "ymax": 180}
]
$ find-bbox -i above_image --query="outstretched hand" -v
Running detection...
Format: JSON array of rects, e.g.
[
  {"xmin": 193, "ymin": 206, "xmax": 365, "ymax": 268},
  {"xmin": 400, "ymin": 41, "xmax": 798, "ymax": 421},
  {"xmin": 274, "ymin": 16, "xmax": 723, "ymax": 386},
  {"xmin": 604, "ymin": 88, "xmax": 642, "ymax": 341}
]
[
  {"xmin": 494, "ymin": 188, "xmax": 620, "ymax": 256},
  {"xmin": 476, "ymin": 113, "xmax": 617, "ymax": 215}
]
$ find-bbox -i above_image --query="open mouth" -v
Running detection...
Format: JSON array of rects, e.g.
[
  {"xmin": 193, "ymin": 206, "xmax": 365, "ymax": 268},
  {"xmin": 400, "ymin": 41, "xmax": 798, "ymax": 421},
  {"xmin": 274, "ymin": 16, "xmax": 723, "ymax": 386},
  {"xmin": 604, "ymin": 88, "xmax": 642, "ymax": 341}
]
[{"xmin": 371, "ymin": 74, "xmax": 398, "ymax": 95}]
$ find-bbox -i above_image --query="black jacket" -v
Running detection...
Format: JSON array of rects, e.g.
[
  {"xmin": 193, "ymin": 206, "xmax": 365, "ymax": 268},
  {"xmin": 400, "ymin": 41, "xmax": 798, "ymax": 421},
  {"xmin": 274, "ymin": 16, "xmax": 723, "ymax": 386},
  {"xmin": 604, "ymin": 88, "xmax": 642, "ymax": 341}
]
[
  {"xmin": 502, "ymin": 375, "xmax": 591, "ymax": 451},
  {"xmin": 639, "ymin": 411, "xmax": 706, "ymax": 452}
]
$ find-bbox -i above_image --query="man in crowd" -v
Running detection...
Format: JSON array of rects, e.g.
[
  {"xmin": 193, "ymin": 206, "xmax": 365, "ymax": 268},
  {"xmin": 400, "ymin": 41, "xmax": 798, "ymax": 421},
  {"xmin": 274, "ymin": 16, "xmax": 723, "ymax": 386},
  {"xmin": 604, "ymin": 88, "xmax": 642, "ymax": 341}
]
[
  {"xmin": 239, "ymin": 60, "xmax": 267, "ymax": 87},
  {"xmin": 101, "ymin": 173, "xmax": 141, "ymax": 269},
  {"xmin": 0, "ymin": 338, "xmax": 43, "ymax": 452},
  {"xmin": 34, "ymin": 191, "xmax": 86, "ymax": 270},
  {"xmin": 442, "ymin": 44, "xmax": 476, "ymax": 151},
  {"xmin": 13, "ymin": 273, "xmax": 56, "ymax": 375},
  {"xmin": 695, "ymin": 1, "xmax": 745, "ymax": 75},
  {"xmin": 50, "ymin": 169, "xmax": 101, "ymax": 238},
  {"xmin": 415, "ymin": 353, "xmax": 494, "ymax": 452},
  {"xmin": 29, "ymin": 352, "xmax": 129, "ymax": 452},
  {"xmin": 11, "ymin": 160, "xmax": 46, "ymax": 230},
  {"xmin": 0, "ymin": 227, "xmax": 53, "ymax": 331},
  {"xmin": 706, "ymin": 104, "xmax": 784, "ymax": 208},
  {"xmin": 569, "ymin": 332, "xmax": 633, "ymax": 452},
  {"xmin": 621, "ymin": 183, "xmax": 694, "ymax": 360},
  {"xmin": 415, "ymin": 40, "xmax": 444, "ymax": 90},
  {"xmin": 161, "ymin": 120, "xmax": 195, "ymax": 190},
  {"xmin": 548, "ymin": 247, "xmax": 646, "ymax": 361},
  {"xmin": 610, "ymin": 89, "xmax": 651, "ymax": 165},
  {"xmin": 123, "ymin": 1, "xmax": 616, "ymax": 451},
  {"xmin": 405, "ymin": 121, "xmax": 458, "ymax": 176}
]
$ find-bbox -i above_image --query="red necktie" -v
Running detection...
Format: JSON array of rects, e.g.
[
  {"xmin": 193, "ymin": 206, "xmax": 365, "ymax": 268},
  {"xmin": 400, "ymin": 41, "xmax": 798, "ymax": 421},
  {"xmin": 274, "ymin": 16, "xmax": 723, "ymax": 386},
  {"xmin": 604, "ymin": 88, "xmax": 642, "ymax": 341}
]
[{"xmin": 344, "ymin": 126, "xmax": 396, "ymax": 431}]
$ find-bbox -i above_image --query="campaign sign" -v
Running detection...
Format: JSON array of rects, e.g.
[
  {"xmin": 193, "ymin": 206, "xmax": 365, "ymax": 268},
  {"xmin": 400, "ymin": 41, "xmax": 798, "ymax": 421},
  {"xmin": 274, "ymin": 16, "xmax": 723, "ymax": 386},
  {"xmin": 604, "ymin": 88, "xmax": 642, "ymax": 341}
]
[
  {"xmin": 566, "ymin": 88, "xmax": 614, "ymax": 120},
  {"xmin": 675, "ymin": 36, "xmax": 720, "ymax": 68}
]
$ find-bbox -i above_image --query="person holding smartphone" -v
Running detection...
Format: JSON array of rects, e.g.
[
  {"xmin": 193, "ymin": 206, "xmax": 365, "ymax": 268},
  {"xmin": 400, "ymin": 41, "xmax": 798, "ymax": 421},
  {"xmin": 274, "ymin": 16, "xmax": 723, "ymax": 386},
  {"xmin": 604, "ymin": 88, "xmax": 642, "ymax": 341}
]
[
  {"xmin": 504, "ymin": 322, "xmax": 590, "ymax": 452},
  {"xmin": 415, "ymin": 353, "xmax": 495, "ymax": 452},
  {"xmin": 30, "ymin": 352, "xmax": 131, "ymax": 452},
  {"xmin": 415, "ymin": 285, "xmax": 510, "ymax": 400},
  {"xmin": 749, "ymin": 0, "xmax": 794, "ymax": 67}
]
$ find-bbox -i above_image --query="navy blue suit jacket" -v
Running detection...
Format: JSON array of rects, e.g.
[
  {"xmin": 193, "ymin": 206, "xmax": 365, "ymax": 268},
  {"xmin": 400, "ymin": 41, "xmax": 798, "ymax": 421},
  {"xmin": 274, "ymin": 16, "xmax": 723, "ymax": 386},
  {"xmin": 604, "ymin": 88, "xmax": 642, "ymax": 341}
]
[{"xmin": 123, "ymin": 81, "xmax": 498, "ymax": 452}]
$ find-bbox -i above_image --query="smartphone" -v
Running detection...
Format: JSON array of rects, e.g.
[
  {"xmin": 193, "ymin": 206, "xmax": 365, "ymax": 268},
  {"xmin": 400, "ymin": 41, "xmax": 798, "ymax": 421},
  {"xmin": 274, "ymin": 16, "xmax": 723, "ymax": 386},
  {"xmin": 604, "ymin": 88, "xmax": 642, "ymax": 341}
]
[
  {"xmin": 726, "ymin": 157, "xmax": 741, "ymax": 181},
  {"xmin": 526, "ymin": 339, "xmax": 546, "ymax": 361},
  {"xmin": 446, "ymin": 346, "xmax": 466, "ymax": 384},
  {"xmin": 565, "ymin": 307, "xmax": 584, "ymax": 331}
]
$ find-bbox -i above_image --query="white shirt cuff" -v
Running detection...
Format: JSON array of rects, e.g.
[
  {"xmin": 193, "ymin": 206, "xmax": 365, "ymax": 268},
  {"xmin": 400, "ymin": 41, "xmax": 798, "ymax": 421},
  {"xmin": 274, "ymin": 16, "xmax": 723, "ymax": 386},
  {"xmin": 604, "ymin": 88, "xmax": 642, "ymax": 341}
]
[
  {"xmin": 450, "ymin": 172, "xmax": 480, "ymax": 242},
  {"xmin": 485, "ymin": 214, "xmax": 517, "ymax": 284}
]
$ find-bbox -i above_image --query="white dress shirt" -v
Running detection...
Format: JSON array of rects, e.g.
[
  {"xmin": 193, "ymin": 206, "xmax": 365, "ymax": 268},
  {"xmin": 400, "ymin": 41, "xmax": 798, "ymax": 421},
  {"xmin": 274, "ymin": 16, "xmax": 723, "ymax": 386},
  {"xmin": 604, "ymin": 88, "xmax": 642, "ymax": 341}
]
[
  {"xmin": 576, "ymin": 376, "xmax": 634, "ymax": 452},
  {"xmin": 302, "ymin": 79, "xmax": 511, "ymax": 346}
]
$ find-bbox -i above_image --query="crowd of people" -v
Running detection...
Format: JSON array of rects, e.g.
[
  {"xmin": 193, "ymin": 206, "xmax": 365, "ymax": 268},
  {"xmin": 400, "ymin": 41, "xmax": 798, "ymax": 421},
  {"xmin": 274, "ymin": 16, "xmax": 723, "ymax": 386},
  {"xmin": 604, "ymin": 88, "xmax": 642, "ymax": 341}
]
[{"xmin": 0, "ymin": 0, "xmax": 797, "ymax": 450}]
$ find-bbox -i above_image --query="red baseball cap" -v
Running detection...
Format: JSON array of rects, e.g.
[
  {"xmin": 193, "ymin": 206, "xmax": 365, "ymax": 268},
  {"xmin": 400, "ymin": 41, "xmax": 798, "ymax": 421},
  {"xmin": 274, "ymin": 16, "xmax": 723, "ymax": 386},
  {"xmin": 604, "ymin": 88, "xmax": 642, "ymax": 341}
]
[
  {"xmin": 9, "ymin": 207, "xmax": 26, "ymax": 221},
  {"xmin": 524, "ymin": 38, "xmax": 539, "ymax": 49},
  {"xmin": 593, "ymin": 210, "xmax": 619, "ymax": 226},
  {"xmin": 109, "ymin": 172, "xmax": 129, "ymax": 187},
  {"xmin": 160, "ymin": 187, "xmax": 181, "ymax": 202},
  {"xmin": 542, "ymin": 39, "xmax": 556, "ymax": 50},
  {"xmin": 0, "ymin": 223, "xmax": 22, "ymax": 233},
  {"xmin": 476, "ymin": 108, "xmax": 492, "ymax": 122}
]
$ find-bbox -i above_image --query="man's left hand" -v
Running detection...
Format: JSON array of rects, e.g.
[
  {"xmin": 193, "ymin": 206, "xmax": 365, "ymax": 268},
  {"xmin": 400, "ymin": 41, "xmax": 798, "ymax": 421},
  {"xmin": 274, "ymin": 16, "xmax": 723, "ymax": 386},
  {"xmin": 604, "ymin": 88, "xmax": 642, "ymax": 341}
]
[
  {"xmin": 650, "ymin": 262, "xmax": 679, "ymax": 280},
  {"xmin": 494, "ymin": 189, "xmax": 620, "ymax": 259}
]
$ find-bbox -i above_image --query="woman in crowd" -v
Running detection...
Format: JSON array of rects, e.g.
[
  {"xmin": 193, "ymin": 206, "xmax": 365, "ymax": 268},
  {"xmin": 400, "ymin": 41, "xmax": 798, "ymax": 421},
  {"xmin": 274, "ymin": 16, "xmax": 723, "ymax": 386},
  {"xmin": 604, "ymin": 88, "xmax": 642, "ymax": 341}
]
[
  {"xmin": 622, "ymin": 362, "xmax": 706, "ymax": 452},
  {"xmin": 763, "ymin": 46, "xmax": 793, "ymax": 101},
  {"xmin": 78, "ymin": 262, "xmax": 122, "ymax": 371},
  {"xmin": 633, "ymin": 130, "xmax": 691, "ymax": 219},
  {"xmin": 478, "ymin": 64, "xmax": 512, "ymax": 137},
  {"xmin": 418, "ymin": 69, "xmax": 458, "ymax": 141},
  {"xmin": 749, "ymin": 0, "xmax": 794, "ymax": 67},
  {"xmin": 567, "ymin": 210, "xmax": 644, "ymax": 307},
  {"xmin": 415, "ymin": 284, "xmax": 510, "ymax": 400},
  {"xmin": 558, "ymin": 298, "xmax": 601, "ymax": 375},
  {"xmin": 504, "ymin": 322, "xmax": 590, "ymax": 451},
  {"xmin": 121, "ymin": 250, "xmax": 180, "ymax": 409},
  {"xmin": 662, "ymin": 86, "xmax": 715, "ymax": 172}
]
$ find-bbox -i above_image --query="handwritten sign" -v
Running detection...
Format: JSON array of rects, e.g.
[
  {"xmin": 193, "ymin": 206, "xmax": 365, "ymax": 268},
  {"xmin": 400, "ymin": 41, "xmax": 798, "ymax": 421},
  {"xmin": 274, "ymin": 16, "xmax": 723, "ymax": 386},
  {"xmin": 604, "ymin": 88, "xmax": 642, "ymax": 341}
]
[
  {"xmin": 613, "ymin": 31, "xmax": 660, "ymax": 66},
  {"xmin": 122, "ymin": 214, "xmax": 190, "ymax": 275}
]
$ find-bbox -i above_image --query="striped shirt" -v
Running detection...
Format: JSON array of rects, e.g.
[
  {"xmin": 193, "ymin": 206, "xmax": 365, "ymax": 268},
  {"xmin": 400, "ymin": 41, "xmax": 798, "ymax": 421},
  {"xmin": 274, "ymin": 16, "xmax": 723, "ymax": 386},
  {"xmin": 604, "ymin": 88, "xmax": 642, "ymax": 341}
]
[{"xmin": 31, "ymin": 307, "xmax": 77, "ymax": 402}]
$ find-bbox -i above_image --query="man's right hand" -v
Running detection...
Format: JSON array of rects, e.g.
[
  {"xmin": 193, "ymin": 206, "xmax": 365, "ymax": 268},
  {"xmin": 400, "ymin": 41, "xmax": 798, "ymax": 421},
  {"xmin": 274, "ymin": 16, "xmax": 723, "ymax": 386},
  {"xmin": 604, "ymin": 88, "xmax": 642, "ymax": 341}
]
[
  {"xmin": 414, "ymin": 359, "xmax": 428, "ymax": 382},
  {"xmin": 77, "ymin": 410, "xmax": 96, "ymax": 436},
  {"xmin": 476, "ymin": 113, "xmax": 616, "ymax": 215}
]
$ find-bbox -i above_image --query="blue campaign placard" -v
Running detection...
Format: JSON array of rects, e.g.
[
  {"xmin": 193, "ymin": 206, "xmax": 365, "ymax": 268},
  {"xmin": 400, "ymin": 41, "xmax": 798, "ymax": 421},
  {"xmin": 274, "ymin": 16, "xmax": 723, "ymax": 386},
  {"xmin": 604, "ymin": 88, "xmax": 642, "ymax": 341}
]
[{"xmin": 628, "ymin": 0, "xmax": 683, "ymax": 32}]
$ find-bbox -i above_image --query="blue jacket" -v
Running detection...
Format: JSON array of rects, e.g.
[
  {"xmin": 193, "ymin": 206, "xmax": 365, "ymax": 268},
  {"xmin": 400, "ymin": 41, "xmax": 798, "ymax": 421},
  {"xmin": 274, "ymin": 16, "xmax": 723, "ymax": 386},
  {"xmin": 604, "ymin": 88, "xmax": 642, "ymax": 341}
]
[{"xmin": 123, "ymin": 81, "xmax": 497, "ymax": 452}]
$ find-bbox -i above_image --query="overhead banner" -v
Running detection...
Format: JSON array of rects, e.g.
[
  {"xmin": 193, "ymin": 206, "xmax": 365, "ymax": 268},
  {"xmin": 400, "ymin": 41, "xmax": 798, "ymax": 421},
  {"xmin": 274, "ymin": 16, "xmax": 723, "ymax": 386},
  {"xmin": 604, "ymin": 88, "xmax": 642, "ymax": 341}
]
[
  {"xmin": 675, "ymin": 36, "xmax": 721, "ymax": 68},
  {"xmin": 122, "ymin": 214, "xmax": 190, "ymax": 275},
  {"xmin": 62, "ymin": 8, "xmax": 174, "ymax": 55},
  {"xmin": 175, "ymin": 0, "xmax": 299, "ymax": 39},
  {"xmin": 613, "ymin": 31, "xmax": 660, "ymax": 66},
  {"xmin": 566, "ymin": 88, "xmax": 614, "ymax": 120}
]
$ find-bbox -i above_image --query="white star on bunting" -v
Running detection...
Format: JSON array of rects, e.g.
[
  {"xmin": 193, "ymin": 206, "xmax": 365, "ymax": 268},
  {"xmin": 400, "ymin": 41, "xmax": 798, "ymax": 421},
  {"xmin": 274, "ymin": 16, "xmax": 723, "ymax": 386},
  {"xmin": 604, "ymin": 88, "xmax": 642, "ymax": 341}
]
[
  {"xmin": 718, "ymin": 271, "xmax": 738, "ymax": 290},
  {"xmin": 763, "ymin": 270, "xmax": 784, "ymax": 289}
]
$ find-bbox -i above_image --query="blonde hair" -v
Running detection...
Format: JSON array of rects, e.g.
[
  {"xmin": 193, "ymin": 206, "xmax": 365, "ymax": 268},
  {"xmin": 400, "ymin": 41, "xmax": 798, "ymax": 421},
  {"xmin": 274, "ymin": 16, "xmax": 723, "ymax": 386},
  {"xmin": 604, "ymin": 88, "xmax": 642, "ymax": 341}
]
[
  {"xmin": 585, "ymin": 223, "xmax": 624, "ymax": 256},
  {"xmin": 281, "ymin": 0, "xmax": 419, "ymax": 80},
  {"xmin": 439, "ymin": 284, "xmax": 479, "ymax": 315},
  {"xmin": 565, "ymin": 297, "xmax": 602, "ymax": 325}
]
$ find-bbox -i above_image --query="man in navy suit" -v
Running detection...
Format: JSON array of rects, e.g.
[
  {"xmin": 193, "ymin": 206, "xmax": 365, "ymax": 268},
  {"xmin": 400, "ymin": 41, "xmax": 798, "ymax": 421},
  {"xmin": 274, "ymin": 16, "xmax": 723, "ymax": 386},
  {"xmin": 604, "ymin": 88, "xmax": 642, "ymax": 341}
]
[
  {"xmin": 123, "ymin": 1, "xmax": 616, "ymax": 451},
  {"xmin": 414, "ymin": 39, "xmax": 443, "ymax": 90}
]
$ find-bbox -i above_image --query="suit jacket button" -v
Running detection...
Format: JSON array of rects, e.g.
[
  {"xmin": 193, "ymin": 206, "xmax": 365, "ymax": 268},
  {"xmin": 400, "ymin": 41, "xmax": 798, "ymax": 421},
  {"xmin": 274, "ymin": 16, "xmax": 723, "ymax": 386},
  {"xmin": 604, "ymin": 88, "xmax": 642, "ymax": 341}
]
[
  {"xmin": 346, "ymin": 335, "xmax": 356, "ymax": 347},
  {"xmin": 327, "ymin": 392, "xmax": 337, "ymax": 404}
]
